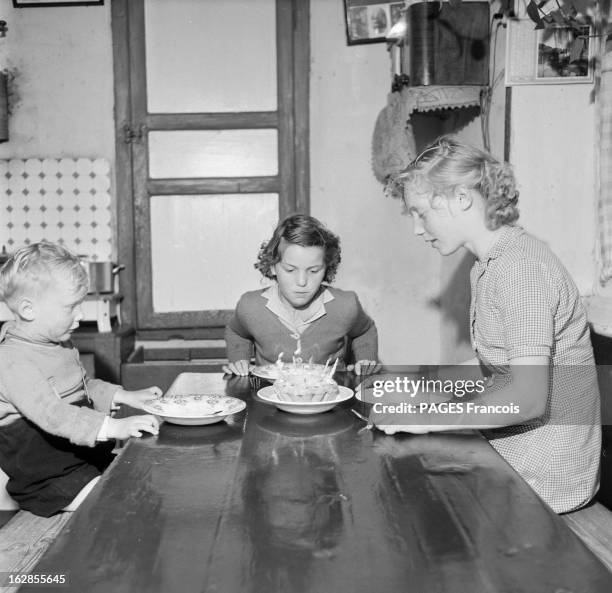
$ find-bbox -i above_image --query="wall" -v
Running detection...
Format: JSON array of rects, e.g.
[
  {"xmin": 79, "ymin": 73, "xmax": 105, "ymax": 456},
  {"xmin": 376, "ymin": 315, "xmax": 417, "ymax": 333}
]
[
  {"xmin": 0, "ymin": 2, "xmax": 116, "ymax": 258},
  {"xmin": 2, "ymin": 1, "xmax": 598, "ymax": 365},
  {"xmin": 0, "ymin": 3, "xmax": 114, "ymax": 161},
  {"xmin": 510, "ymin": 85, "xmax": 597, "ymax": 294},
  {"xmin": 435, "ymin": 19, "xmax": 509, "ymax": 365},
  {"xmin": 310, "ymin": 0, "xmax": 444, "ymax": 366},
  {"xmin": 2, "ymin": 0, "xmax": 439, "ymax": 366},
  {"xmin": 310, "ymin": 0, "xmax": 512, "ymax": 365},
  {"xmin": 2, "ymin": 0, "xmax": 438, "ymax": 365}
]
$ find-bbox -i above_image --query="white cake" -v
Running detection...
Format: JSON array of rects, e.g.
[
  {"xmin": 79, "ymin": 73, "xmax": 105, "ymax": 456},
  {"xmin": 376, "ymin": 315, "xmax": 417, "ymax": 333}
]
[{"xmin": 273, "ymin": 364, "xmax": 339, "ymax": 401}]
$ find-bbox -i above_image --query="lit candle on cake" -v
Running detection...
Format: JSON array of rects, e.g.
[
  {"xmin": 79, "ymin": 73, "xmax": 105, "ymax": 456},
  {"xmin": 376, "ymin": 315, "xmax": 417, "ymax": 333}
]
[{"xmin": 293, "ymin": 338, "xmax": 302, "ymax": 365}]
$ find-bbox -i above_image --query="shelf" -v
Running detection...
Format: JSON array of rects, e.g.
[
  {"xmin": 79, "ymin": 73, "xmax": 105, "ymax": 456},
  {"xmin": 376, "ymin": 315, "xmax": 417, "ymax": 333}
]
[
  {"xmin": 399, "ymin": 85, "xmax": 485, "ymax": 114},
  {"xmin": 0, "ymin": 293, "xmax": 122, "ymax": 333},
  {"xmin": 372, "ymin": 86, "xmax": 485, "ymax": 183}
]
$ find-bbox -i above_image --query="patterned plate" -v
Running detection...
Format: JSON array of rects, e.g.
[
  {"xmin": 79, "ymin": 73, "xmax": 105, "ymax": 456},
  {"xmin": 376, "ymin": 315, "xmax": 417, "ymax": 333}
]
[{"xmin": 143, "ymin": 394, "xmax": 246, "ymax": 426}]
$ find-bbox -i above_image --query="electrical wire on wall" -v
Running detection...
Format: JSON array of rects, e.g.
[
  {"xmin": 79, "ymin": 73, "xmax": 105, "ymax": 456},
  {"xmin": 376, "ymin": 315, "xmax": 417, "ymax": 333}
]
[{"xmin": 480, "ymin": 12, "xmax": 507, "ymax": 152}]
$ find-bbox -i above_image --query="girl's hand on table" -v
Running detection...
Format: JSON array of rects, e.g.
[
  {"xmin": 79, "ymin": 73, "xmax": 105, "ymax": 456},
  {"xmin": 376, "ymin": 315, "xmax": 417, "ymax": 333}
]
[
  {"xmin": 113, "ymin": 387, "xmax": 163, "ymax": 410},
  {"xmin": 353, "ymin": 360, "xmax": 381, "ymax": 376},
  {"xmin": 107, "ymin": 415, "xmax": 160, "ymax": 439},
  {"xmin": 222, "ymin": 360, "xmax": 252, "ymax": 376}
]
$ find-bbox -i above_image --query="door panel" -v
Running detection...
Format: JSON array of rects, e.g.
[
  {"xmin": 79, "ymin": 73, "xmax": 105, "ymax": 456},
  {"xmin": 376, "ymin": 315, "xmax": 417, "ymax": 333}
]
[
  {"xmin": 148, "ymin": 129, "xmax": 279, "ymax": 179},
  {"xmin": 150, "ymin": 193, "xmax": 278, "ymax": 312},
  {"xmin": 145, "ymin": 0, "xmax": 277, "ymax": 113},
  {"xmin": 112, "ymin": 0, "xmax": 308, "ymax": 330}
]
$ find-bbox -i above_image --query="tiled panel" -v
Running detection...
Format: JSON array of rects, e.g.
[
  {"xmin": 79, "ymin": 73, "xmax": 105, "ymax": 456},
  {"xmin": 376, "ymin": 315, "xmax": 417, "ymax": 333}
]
[{"xmin": 0, "ymin": 158, "xmax": 113, "ymax": 260}]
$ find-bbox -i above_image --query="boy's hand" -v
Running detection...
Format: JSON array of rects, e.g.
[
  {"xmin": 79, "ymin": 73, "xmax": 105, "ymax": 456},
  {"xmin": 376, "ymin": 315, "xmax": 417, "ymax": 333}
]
[
  {"xmin": 114, "ymin": 387, "xmax": 163, "ymax": 410},
  {"xmin": 222, "ymin": 360, "xmax": 251, "ymax": 376},
  {"xmin": 106, "ymin": 415, "xmax": 160, "ymax": 439},
  {"xmin": 353, "ymin": 360, "xmax": 381, "ymax": 376}
]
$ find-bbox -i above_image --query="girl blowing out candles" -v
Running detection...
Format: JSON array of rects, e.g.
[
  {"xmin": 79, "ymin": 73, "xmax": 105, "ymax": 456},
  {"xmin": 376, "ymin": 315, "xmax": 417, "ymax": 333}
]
[{"xmin": 223, "ymin": 214, "xmax": 380, "ymax": 376}]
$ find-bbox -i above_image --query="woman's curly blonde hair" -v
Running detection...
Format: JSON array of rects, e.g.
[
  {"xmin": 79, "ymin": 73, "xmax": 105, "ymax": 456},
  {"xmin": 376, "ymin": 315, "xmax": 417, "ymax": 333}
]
[{"xmin": 389, "ymin": 135, "xmax": 519, "ymax": 230}]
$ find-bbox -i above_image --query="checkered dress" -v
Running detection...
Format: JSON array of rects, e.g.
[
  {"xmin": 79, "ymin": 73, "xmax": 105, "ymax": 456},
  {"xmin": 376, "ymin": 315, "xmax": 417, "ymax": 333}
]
[{"xmin": 471, "ymin": 226, "xmax": 601, "ymax": 513}]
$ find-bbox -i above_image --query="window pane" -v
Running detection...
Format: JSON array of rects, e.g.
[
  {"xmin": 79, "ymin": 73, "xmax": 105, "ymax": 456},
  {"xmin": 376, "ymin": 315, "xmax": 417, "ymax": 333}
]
[
  {"xmin": 150, "ymin": 194, "xmax": 278, "ymax": 312},
  {"xmin": 145, "ymin": 0, "xmax": 277, "ymax": 113},
  {"xmin": 149, "ymin": 130, "xmax": 278, "ymax": 178}
]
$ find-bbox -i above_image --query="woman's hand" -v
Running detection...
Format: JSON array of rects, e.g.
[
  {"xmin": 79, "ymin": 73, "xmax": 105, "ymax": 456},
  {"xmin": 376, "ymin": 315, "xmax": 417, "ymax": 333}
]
[
  {"xmin": 106, "ymin": 415, "xmax": 160, "ymax": 439},
  {"xmin": 371, "ymin": 403, "xmax": 463, "ymax": 434},
  {"xmin": 113, "ymin": 387, "xmax": 162, "ymax": 410},
  {"xmin": 374, "ymin": 423, "xmax": 460, "ymax": 435},
  {"xmin": 222, "ymin": 360, "xmax": 252, "ymax": 376}
]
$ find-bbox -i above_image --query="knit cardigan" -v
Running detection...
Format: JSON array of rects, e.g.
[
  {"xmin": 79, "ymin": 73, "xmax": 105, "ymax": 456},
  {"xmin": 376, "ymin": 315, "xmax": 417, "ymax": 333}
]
[
  {"xmin": 0, "ymin": 322, "xmax": 118, "ymax": 447},
  {"xmin": 225, "ymin": 286, "xmax": 378, "ymax": 366}
]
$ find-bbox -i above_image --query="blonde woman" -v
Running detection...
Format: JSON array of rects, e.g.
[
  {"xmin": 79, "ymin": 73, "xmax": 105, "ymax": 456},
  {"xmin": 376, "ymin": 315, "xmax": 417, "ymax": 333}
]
[{"xmin": 373, "ymin": 136, "xmax": 600, "ymax": 513}]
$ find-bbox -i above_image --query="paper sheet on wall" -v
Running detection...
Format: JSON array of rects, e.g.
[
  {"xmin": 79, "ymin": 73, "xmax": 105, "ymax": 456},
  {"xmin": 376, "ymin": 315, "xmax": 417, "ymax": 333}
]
[
  {"xmin": 506, "ymin": 20, "xmax": 538, "ymax": 85},
  {"xmin": 506, "ymin": 19, "xmax": 594, "ymax": 85}
]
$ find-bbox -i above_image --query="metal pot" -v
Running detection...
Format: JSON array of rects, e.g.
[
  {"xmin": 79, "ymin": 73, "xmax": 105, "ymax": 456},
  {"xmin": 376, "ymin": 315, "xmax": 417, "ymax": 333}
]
[
  {"xmin": 0, "ymin": 246, "xmax": 9, "ymax": 267},
  {"xmin": 84, "ymin": 261, "xmax": 125, "ymax": 294}
]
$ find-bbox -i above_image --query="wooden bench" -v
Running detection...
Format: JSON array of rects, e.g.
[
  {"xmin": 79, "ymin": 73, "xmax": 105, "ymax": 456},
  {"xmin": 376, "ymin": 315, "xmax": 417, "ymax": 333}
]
[
  {"xmin": 563, "ymin": 502, "xmax": 612, "ymax": 572},
  {"xmin": 0, "ymin": 509, "xmax": 71, "ymax": 593}
]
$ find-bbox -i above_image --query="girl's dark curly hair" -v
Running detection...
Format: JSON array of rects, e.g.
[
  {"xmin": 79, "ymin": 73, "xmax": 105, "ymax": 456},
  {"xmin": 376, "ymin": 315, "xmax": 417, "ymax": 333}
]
[{"xmin": 255, "ymin": 214, "xmax": 341, "ymax": 283}]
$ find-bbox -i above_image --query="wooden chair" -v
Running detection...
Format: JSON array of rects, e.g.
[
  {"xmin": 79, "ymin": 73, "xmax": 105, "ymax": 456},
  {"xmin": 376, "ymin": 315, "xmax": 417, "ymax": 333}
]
[{"xmin": 563, "ymin": 332, "xmax": 612, "ymax": 571}]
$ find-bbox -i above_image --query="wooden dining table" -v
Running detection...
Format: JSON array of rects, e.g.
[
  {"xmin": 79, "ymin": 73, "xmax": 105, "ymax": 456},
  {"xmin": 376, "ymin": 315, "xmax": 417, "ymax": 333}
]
[{"xmin": 22, "ymin": 373, "xmax": 612, "ymax": 593}]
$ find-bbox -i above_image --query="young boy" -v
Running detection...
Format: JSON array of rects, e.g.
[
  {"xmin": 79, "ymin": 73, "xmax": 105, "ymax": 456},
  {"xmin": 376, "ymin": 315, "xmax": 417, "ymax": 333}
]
[{"xmin": 0, "ymin": 242, "xmax": 160, "ymax": 517}]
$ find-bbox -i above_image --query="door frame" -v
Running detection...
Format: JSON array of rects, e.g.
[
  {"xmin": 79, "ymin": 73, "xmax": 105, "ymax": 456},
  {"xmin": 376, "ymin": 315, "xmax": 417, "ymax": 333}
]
[{"xmin": 111, "ymin": 0, "xmax": 310, "ymax": 334}]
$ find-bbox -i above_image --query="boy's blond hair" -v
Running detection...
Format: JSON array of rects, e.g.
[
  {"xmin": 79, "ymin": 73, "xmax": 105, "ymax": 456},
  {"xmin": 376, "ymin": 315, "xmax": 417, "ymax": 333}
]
[{"xmin": 0, "ymin": 242, "xmax": 88, "ymax": 312}]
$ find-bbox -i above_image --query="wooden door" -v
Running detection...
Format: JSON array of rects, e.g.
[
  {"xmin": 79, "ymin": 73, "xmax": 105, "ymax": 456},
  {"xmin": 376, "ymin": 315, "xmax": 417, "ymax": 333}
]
[{"xmin": 112, "ymin": 0, "xmax": 309, "ymax": 335}]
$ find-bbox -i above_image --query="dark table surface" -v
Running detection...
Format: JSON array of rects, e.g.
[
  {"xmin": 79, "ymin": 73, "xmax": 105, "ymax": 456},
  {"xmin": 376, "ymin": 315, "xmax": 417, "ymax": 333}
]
[{"xmin": 23, "ymin": 373, "xmax": 612, "ymax": 593}]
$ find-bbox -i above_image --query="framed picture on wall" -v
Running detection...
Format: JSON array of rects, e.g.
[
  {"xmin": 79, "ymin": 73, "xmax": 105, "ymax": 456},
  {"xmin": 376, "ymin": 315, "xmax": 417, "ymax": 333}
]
[
  {"xmin": 506, "ymin": 19, "xmax": 594, "ymax": 85},
  {"xmin": 344, "ymin": 0, "xmax": 405, "ymax": 45},
  {"xmin": 13, "ymin": 0, "xmax": 103, "ymax": 6},
  {"xmin": 536, "ymin": 26, "xmax": 592, "ymax": 81}
]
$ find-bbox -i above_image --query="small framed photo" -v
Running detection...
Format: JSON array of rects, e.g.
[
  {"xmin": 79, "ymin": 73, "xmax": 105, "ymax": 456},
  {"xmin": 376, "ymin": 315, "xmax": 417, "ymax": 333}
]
[
  {"xmin": 536, "ymin": 26, "xmax": 592, "ymax": 81},
  {"xmin": 13, "ymin": 0, "xmax": 103, "ymax": 6},
  {"xmin": 344, "ymin": 0, "xmax": 406, "ymax": 45},
  {"xmin": 506, "ymin": 20, "xmax": 594, "ymax": 85}
]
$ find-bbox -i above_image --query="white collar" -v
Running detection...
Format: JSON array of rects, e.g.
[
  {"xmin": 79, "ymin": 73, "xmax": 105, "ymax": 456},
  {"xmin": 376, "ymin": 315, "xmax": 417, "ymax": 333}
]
[{"xmin": 262, "ymin": 285, "xmax": 334, "ymax": 334}]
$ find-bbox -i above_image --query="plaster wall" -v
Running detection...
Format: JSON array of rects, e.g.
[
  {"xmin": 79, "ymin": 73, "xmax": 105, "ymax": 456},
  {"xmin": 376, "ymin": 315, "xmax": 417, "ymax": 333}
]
[
  {"xmin": 0, "ymin": 3, "xmax": 114, "ymax": 161},
  {"xmin": 509, "ymin": 84, "xmax": 597, "ymax": 295},
  {"xmin": 1, "ymin": 1, "xmax": 598, "ymax": 366},
  {"xmin": 310, "ymin": 0, "xmax": 443, "ymax": 366}
]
